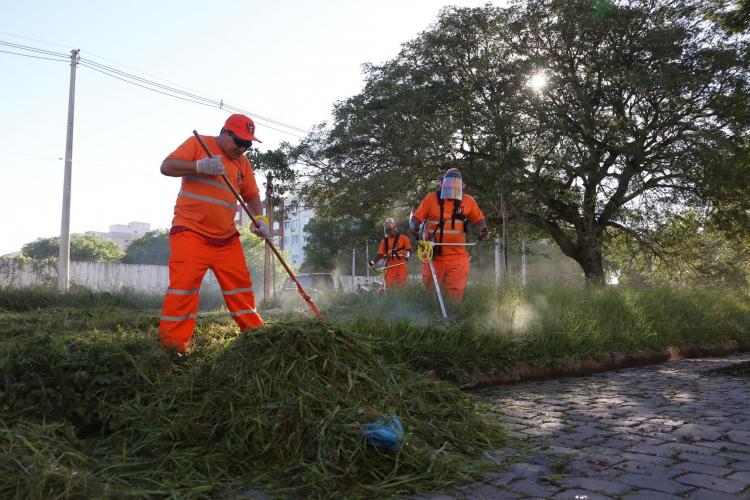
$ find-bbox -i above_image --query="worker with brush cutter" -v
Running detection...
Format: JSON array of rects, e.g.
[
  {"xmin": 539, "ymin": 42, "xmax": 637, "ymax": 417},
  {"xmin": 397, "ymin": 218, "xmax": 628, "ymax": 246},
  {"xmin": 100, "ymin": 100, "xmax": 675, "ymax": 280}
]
[
  {"xmin": 410, "ymin": 167, "xmax": 488, "ymax": 303},
  {"xmin": 368, "ymin": 218, "xmax": 412, "ymax": 294},
  {"xmin": 158, "ymin": 114, "xmax": 268, "ymax": 353}
]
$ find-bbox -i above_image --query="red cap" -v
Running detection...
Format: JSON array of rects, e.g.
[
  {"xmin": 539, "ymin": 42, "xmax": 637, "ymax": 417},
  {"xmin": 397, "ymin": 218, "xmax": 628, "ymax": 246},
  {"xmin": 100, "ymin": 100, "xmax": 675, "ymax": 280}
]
[{"xmin": 224, "ymin": 114, "xmax": 262, "ymax": 143}]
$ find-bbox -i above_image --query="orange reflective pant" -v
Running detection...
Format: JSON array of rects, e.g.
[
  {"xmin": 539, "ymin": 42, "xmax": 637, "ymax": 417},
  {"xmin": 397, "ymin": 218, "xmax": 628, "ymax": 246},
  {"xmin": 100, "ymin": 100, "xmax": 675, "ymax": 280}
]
[
  {"xmin": 160, "ymin": 230, "xmax": 263, "ymax": 352},
  {"xmin": 421, "ymin": 255, "xmax": 470, "ymax": 302},
  {"xmin": 384, "ymin": 261, "xmax": 408, "ymax": 291}
]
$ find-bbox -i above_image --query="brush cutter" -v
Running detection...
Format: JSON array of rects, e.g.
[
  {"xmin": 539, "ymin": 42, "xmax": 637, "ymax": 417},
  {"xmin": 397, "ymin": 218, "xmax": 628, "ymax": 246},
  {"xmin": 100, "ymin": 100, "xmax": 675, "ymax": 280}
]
[
  {"xmin": 417, "ymin": 223, "xmax": 448, "ymax": 320},
  {"xmin": 372, "ymin": 260, "xmax": 406, "ymax": 295},
  {"xmin": 192, "ymin": 130, "xmax": 324, "ymax": 320}
]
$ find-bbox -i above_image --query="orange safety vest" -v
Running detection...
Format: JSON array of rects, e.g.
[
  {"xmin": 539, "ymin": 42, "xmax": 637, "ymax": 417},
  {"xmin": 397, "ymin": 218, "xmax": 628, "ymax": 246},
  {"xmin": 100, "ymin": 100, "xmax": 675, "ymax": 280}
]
[
  {"xmin": 413, "ymin": 192, "xmax": 484, "ymax": 259},
  {"xmin": 378, "ymin": 233, "xmax": 412, "ymax": 265},
  {"xmin": 167, "ymin": 135, "xmax": 260, "ymax": 240}
]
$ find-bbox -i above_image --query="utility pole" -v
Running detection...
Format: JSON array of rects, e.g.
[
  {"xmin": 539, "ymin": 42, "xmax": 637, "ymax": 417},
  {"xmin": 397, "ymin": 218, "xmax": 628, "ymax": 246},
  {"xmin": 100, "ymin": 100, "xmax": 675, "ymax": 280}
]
[
  {"xmin": 521, "ymin": 238, "xmax": 527, "ymax": 288},
  {"xmin": 501, "ymin": 192, "xmax": 509, "ymax": 277},
  {"xmin": 58, "ymin": 49, "xmax": 80, "ymax": 292},
  {"xmin": 279, "ymin": 198, "xmax": 285, "ymax": 250},
  {"xmin": 263, "ymin": 172, "xmax": 273, "ymax": 304},
  {"xmin": 365, "ymin": 240, "xmax": 369, "ymax": 282},
  {"xmin": 494, "ymin": 237, "xmax": 501, "ymax": 287}
]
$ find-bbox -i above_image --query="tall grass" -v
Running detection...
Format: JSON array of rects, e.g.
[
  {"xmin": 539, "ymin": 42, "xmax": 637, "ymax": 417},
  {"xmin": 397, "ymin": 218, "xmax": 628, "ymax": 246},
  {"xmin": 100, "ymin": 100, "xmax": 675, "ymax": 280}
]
[
  {"xmin": 1, "ymin": 284, "xmax": 748, "ymax": 497},
  {"xmin": 324, "ymin": 284, "xmax": 750, "ymax": 381}
]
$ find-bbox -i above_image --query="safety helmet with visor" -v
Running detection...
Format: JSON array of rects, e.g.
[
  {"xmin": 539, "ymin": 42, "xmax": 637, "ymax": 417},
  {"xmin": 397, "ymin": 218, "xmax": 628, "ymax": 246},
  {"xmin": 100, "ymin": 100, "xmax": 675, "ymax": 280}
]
[
  {"xmin": 383, "ymin": 217, "xmax": 398, "ymax": 237},
  {"xmin": 439, "ymin": 167, "xmax": 465, "ymax": 200}
]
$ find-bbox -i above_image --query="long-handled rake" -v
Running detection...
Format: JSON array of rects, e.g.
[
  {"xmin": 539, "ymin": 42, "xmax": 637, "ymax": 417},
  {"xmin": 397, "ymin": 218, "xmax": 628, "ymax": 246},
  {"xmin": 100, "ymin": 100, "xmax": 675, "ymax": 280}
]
[{"xmin": 193, "ymin": 130, "xmax": 324, "ymax": 320}]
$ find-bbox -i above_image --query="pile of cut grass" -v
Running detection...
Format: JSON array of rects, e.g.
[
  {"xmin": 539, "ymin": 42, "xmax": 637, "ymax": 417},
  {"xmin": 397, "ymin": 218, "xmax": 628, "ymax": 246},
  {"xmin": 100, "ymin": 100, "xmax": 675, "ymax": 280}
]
[{"xmin": 0, "ymin": 295, "xmax": 506, "ymax": 499}]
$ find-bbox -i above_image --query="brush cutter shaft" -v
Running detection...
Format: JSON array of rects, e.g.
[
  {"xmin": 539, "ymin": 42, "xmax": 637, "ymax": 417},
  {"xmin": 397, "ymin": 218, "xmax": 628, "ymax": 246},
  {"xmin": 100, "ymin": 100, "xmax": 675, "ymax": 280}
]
[
  {"xmin": 420, "ymin": 223, "xmax": 448, "ymax": 319},
  {"xmin": 192, "ymin": 130, "xmax": 324, "ymax": 320},
  {"xmin": 432, "ymin": 242, "xmax": 476, "ymax": 246},
  {"xmin": 428, "ymin": 260, "xmax": 448, "ymax": 319}
]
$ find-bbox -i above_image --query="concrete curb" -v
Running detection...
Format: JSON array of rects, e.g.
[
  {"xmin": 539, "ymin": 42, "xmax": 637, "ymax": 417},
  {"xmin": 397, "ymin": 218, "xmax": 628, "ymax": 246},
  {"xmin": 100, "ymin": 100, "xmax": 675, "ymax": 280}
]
[{"xmin": 456, "ymin": 340, "xmax": 750, "ymax": 390}]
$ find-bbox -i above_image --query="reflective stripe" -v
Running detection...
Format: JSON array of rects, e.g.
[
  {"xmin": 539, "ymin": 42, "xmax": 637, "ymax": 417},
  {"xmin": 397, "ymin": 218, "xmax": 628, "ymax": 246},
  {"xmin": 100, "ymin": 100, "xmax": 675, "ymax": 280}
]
[
  {"xmin": 160, "ymin": 313, "xmax": 198, "ymax": 321},
  {"xmin": 427, "ymin": 219, "xmax": 464, "ymax": 226},
  {"xmin": 166, "ymin": 288, "xmax": 199, "ymax": 295},
  {"xmin": 441, "ymin": 229, "xmax": 466, "ymax": 234},
  {"xmin": 179, "ymin": 190, "xmax": 236, "ymax": 210},
  {"xmin": 230, "ymin": 308, "xmax": 257, "ymax": 317},
  {"xmin": 223, "ymin": 287, "xmax": 253, "ymax": 296},
  {"xmin": 186, "ymin": 176, "xmax": 231, "ymax": 191}
]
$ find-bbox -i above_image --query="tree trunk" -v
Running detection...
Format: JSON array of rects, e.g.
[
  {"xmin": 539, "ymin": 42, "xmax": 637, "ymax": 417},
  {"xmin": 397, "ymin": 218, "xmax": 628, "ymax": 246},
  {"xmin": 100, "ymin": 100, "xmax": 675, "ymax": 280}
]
[{"xmin": 573, "ymin": 244, "xmax": 605, "ymax": 285}]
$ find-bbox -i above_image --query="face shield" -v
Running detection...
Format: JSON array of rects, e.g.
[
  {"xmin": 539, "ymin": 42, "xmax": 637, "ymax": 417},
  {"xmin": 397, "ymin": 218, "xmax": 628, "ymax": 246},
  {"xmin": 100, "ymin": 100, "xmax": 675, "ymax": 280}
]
[
  {"xmin": 439, "ymin": 170, "xmax": 463, "ymax": 200},
  {"xmin": 384, "ymin": 218, "xmax": 397, "ymax": 237}
]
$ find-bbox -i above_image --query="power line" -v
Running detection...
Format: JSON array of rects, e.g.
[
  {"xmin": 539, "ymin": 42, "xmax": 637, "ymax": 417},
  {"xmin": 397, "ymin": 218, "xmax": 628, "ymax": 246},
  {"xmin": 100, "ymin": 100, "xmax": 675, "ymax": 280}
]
[
  {"xmin": 0, "ymin": 30, "xmax": 72, "ymax": 50},
  {"xmin": 0, "ymin": 40, "xmax": 69, "ymax": 58},
  {"xmin": 78, "ymin": 57, "xmax": 310, "ymax": 134},
  {"xmin": 0, "ymin": 37, "xmax": 312, "ymax": 139},
  {"xmin": 0, "ymin": 48, "xmax": 68, "ymax": 62}
]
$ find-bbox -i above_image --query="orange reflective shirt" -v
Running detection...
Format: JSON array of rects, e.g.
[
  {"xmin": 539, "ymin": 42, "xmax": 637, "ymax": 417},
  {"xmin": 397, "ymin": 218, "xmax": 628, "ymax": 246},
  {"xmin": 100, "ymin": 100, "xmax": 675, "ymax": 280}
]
[
  {"xmin": 413, "ymin": 192, "xmax": 484, "ymax": 259},
  {"xmin": 377, "ymin": 233, "xmax": 412, "ymax": 265},
  {"xmin": 167, "ymin": 135, "xmax": 260, "ymax": 239}
]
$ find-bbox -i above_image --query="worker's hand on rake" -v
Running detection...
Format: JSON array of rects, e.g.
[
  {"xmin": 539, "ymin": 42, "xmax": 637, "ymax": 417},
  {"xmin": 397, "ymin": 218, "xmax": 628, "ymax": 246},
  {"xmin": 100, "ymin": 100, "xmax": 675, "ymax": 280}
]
[
  {"xmin": 368, "ymin": 259, "xmax": 376, "ymax": 269},
  {"xmin": 251, "ymin": 218, "xmax": 270, "ymax": 238},
  {"xmin": 196, "ymin": 156, "xmax": 225, "ymax": 176}
]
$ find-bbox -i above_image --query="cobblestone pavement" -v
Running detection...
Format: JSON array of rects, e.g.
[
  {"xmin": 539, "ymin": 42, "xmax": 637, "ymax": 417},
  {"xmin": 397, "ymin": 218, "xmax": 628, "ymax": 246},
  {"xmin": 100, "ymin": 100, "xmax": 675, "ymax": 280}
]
[{"xmin": 424, "ymin": 354, "xmax": 750, "ymax": 499}]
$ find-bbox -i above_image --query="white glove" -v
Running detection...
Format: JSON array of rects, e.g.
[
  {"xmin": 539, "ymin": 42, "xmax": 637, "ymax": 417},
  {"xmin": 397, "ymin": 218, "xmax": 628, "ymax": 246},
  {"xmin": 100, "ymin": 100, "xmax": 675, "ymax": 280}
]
[
  {"xmin": 404, "ymin": 250, "xmax": 410, "ymax": 260},
  {"xmin": 196, "ymin": 156, "xmax": 225, "ymax": 175},
  {"xmin": 251, "ymin": 218, "xmax": 270, "ymax": 238}
]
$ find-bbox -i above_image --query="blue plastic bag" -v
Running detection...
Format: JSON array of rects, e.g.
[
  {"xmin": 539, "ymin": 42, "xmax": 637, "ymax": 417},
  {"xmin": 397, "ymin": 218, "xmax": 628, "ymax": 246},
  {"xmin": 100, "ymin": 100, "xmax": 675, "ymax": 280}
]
[{"xmin": 363, "ymin": 416, "xmax": 404, "ymax": 451}]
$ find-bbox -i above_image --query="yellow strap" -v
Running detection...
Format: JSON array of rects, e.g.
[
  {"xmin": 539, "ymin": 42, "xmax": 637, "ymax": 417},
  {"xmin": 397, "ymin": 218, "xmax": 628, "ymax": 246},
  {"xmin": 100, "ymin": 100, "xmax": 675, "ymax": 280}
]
[{"xmin": 417, "ymin": 241, "xmax": 434, "ymax": 263}]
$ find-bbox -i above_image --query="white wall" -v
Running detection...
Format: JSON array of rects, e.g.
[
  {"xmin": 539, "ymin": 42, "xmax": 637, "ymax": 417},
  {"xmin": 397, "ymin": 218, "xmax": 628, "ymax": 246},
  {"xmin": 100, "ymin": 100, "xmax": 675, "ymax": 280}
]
[{"xmin": 0, "ymin": 258, "xmax": 218, "ymax": 294}]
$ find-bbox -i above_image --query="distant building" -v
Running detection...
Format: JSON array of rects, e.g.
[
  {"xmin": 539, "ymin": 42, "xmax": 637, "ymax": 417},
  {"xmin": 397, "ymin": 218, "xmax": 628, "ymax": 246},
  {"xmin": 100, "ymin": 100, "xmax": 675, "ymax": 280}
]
[
  {"xmin": 86, "ymin": 221, "xmax": 151, "ymax": 249},
  {"xmin": 282, "ymin": 201, "xmax": 314, "ymax": 267},
  {"xmin": 237, "ymin": 196, "xmax": 314, "ymax": 267}
]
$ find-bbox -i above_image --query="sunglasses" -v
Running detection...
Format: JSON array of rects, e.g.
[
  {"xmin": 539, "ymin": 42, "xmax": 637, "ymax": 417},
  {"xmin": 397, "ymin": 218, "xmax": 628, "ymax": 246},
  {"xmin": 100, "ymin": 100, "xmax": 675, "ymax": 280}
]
[{"xmin": 227, "ymin": 131, "xmax": 253, "ymax": 149}]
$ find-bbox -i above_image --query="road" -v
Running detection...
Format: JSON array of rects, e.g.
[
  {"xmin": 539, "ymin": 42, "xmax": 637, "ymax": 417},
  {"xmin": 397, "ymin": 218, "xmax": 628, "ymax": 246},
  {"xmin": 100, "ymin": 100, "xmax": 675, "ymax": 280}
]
[{"xmin": 422, "ymin": 354, "xmax": 750, "ymax": 499}]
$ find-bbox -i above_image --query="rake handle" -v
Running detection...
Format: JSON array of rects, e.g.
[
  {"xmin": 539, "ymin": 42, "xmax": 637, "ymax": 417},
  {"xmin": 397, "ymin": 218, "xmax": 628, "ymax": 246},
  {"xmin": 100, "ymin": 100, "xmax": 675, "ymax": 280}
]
[{"xmin": 192, "ymin": 130, "xmax": 324, "ymax": 320}]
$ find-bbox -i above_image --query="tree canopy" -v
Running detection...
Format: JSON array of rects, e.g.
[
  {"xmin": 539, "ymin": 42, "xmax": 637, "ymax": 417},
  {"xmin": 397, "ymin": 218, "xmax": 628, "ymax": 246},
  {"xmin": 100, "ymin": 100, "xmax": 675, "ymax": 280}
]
[
  {"xmin": 246, "ymin": 146, "xmax": 297, "ymax": 208},
  {"xmin": 292, "ymin": 0, "xmax": 749, "ymax": 284},
  {"xmin": 22, "ymin": 234, "xmax": 124, "ymax": 263},
  {"xmin": 121, "ymin": 230, "xmax": 170, "ymax": 265}
]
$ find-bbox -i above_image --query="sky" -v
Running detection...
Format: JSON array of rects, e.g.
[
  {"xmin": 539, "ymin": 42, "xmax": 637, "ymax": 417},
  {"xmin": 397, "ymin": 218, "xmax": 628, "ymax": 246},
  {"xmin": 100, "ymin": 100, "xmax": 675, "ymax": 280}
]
[{"xmin": 0, "ymin": 0, "xmax": 498, "ymax": 256}]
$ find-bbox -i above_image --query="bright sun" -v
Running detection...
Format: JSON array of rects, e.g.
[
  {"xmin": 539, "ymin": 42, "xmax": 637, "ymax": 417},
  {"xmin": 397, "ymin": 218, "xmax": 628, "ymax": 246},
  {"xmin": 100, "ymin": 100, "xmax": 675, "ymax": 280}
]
[{"xmin": 528, "ymin": 72, "xmax": 547, "ymax": 91}]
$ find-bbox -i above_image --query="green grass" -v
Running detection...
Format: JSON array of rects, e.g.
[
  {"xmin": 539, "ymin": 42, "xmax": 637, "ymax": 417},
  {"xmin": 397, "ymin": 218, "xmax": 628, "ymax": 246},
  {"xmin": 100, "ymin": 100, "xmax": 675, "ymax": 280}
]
[
  {"xmin": 1, "ymin": 284, "xmax": 748, "ymax": 498},
  {"xmin": 0, "ymin": 290, "xmax": 506, "ymax": 499},
  {"xmin": 321, "ymin": 284, "xmax": 750, "ymax": 382}
]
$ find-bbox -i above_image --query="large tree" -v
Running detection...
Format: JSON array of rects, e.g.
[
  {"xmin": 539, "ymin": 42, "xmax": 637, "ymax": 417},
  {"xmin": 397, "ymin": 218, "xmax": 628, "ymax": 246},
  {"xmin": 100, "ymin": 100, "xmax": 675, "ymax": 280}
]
[
  {"xmin": 22, "ymin": 234, "xmax": 124, "ymax": 262},
  {"xmin": 293, "ymin": 0, "xmax": 749, "ymax": 283}
]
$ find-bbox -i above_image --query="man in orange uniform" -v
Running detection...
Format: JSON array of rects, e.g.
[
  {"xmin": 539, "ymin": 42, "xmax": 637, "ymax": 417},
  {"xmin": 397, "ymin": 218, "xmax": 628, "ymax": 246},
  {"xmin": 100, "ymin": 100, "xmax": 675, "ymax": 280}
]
[
  {"xmin": 159, "ymin": 114, "xmax": 269, "ymax": 353},
  {"xmin": 369, "ymin": 218, "xmax": 412, "ymax": 292},
  {"xmin": 410, "ymin": 168, "xmax": 488, "ymax": 302}
]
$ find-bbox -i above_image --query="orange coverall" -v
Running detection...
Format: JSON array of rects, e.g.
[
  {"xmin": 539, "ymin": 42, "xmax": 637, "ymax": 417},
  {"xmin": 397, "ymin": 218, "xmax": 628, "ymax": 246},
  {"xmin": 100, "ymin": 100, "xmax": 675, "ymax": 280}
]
[
  {"xmin": 376, "ymin": 233, "xmax": 412, "ymax": 291},
  {"xmin": 159, "ymin": 135, "xmax": 263, "ymax": 352},
  {"xmin": 412, "ymin": 192, "xmax": 485, "ymax": 302}
]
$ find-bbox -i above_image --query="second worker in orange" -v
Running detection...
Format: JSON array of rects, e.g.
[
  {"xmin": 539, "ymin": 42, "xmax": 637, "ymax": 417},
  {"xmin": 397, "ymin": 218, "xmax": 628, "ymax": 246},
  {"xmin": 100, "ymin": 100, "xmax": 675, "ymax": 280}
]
[{"xmin": 410, "ymin": 167, "xmax": 488, "ymax": 302}]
